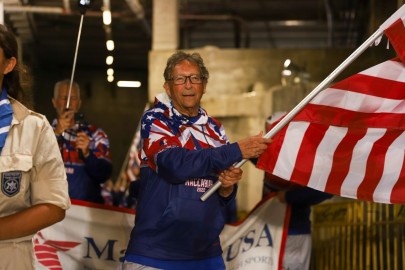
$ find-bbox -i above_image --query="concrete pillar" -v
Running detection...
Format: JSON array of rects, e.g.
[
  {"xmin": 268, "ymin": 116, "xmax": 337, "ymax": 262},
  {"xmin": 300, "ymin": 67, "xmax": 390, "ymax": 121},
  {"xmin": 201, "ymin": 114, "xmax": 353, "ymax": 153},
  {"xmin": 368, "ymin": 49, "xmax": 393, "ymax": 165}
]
[{"xmin": 152, "ymin": 0, "xmax": 178, "ymax": 50}]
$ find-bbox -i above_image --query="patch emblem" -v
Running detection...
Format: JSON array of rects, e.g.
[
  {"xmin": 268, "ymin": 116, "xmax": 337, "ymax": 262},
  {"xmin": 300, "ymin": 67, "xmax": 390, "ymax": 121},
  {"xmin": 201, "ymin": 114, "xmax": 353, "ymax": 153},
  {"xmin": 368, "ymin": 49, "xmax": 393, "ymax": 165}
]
[{"xmin": 2, "ymin": 171, "xmax": 22, "ymax": 197}]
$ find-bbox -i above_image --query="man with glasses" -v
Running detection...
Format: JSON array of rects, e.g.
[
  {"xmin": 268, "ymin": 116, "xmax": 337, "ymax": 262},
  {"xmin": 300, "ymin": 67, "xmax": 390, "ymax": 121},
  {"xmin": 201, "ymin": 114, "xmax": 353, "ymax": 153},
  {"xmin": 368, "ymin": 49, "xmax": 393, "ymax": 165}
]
[{"xmin": 122, "ymin": 51, "xmax": 271, "ymax": 270}]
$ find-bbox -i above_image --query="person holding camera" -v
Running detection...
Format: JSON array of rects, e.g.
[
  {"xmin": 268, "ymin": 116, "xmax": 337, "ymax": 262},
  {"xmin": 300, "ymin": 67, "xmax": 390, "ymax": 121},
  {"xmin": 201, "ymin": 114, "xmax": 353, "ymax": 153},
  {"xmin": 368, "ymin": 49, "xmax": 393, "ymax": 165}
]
[{"xmin": 52, "ymin": 79, "xmax": 112, "ymax": 204}]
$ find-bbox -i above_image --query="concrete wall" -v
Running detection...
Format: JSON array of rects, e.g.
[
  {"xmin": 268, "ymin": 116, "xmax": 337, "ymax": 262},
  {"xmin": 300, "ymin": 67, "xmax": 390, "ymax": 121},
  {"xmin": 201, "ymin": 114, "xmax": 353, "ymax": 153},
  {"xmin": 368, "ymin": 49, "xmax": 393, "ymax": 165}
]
[{"xmin": 149, "ymin": 45, "xmax": 394, "ymax": 102}]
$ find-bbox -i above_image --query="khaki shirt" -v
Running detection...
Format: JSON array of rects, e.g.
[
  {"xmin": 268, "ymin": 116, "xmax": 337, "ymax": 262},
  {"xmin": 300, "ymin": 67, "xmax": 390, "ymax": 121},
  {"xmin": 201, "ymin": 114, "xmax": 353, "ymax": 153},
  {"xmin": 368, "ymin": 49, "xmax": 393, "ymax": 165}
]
[{"xmin": 0, "ymin": 97, "xmax": 71, "ymax": 243}]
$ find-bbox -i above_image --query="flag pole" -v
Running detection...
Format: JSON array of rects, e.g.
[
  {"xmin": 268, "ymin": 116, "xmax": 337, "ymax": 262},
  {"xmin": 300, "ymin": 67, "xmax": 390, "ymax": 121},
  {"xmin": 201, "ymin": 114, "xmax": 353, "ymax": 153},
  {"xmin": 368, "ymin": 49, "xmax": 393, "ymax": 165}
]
[{"xmin": 200, "ymin": 28, "xmax": 384, "ymax": 202}]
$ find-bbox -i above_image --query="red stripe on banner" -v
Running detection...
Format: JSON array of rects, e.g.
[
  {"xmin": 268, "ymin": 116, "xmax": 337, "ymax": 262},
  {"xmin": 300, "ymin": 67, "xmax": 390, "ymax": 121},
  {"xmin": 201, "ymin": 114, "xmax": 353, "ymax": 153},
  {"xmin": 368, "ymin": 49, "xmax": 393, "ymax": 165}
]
[
  {"xmin": 391, "ymin": 155, "xmax": 405, "ymax": 203},
  {"xmin": 290, "ymin": 123, "xmax": 329, "ymax": 186},
  {"xmin": 34, "ymin": 245, "xmax": 57, "ymax": 253},
  {"xmin": 45, "ymin": 240, "xmax": 81, "ymax": 250},
  {"xmin": 357, "ymin": 130, "xmax": 402, "ymax": 201},
  {"xmin": 295, "ymin": 104, "xmax": 405, "ymax": 130},
  {"xmin": 35, "ymin": 252, "xmax": 58, "ymax": 259},
  {"xmin": 384, "ymin": 19, "xmax": 405, "ymax": 63},
  {"xmin": 278, "ymin": 203, "xmax": 291, "ymax": 270},
  {"xmin": 332, "ymin": 73, "xmax": 405, "ymax": 99},
  {"xmin": 38, "ymin": 260, "xmax": 59, "ymax": 264},
  {"xmin": 325, "ymin": 128, "xmax": 368, "ymax": 195},
  {"xmin": 39, "ymin": 260, "xmax": 62, "ymax": 270}
]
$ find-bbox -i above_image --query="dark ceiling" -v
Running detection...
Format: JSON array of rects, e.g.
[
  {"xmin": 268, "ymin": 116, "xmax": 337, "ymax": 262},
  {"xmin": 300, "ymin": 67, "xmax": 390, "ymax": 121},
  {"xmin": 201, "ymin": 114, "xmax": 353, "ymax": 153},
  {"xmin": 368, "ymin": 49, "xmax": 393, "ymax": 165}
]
[{"xmin": 2, "ymin": 0, "xmax": 400, "ymax": 75}]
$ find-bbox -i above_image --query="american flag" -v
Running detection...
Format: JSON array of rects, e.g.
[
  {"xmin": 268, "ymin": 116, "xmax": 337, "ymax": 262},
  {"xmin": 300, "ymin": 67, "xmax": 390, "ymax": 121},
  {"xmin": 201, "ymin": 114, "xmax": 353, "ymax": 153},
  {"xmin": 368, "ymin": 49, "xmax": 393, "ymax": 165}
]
[
  {"xmin": 123, "ymin": 103, "xmax": 150, "ymax": 181},
  {"xmin": 257, "ymin": 16, "xmax": 405, "ymax": 204}
]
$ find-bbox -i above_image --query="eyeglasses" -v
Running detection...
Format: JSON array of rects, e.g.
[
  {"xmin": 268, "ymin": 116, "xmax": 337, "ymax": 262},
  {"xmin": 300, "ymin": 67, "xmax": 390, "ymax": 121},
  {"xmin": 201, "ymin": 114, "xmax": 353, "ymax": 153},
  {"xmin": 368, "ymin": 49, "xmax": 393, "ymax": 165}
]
[{"xmin": 169, "ymin": 75, "xmax": 204, "ymax": 85}]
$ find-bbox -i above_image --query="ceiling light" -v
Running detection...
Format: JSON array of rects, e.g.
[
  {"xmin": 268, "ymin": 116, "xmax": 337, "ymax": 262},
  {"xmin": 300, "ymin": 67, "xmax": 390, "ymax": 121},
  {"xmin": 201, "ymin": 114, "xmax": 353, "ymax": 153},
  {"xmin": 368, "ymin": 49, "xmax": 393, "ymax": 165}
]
[
  {"xmin": 107, "ymin": 75, "xmax": 114, "ymax": 82},
  {"xmin": 117, "ymin": 81, "xmax": 141, "ymax": 88},
  {"xmin": 281, "ymin": 70, "xmax": 292, "ymax": 76},
  {"xmin": 103, "ymin": 10, "xmax": 112, "ymax": 25},
  {"xmin": 106, "ymin": 56, "xmax": 114, "ymax": 65},
  {"xmin": 106, "ymin": 40, "xmax": 115, "ymax": 51},
  {"xmin": 280, "ymin": 59, "xmax": 310, "ymax": 86},
  {"xmin": 107, "ymin": 68, "xmax": 114, "ymax": 76}
]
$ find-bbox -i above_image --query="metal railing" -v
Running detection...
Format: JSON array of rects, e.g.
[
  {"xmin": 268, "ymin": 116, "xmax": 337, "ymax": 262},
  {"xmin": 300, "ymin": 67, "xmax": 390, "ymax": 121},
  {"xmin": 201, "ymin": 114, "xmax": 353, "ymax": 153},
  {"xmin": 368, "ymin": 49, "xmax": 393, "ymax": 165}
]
[{"xmin": 311, "ymin": 200, "xmax": 405, "ymax": 270}]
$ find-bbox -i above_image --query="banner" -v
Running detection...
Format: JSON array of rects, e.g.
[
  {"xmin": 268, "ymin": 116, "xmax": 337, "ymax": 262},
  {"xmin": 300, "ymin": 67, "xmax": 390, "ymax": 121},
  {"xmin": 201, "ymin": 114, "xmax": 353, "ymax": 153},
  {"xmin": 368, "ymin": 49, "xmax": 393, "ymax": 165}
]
[
  {"xmin": 34, "ymin": 200, "xmax": 134, "ymax": 270},
  {"xmin": 34, "ymin": 196, "xmax": 288, "ymax": 270},
  {"xmin": 221, "ymin": 194, "xmax": 289, "ymax": 270}
]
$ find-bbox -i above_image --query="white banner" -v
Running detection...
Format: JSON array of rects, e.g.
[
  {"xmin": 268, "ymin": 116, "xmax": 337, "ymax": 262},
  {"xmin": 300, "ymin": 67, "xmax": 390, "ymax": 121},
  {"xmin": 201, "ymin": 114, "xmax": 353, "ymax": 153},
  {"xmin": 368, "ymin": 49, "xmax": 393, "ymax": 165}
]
[
  {"xmin": 34, "ymin": 195, "xmax": 288, "ymax": 270},
  {"xmin": 221, "ymin": 195, "xmax": 289, "ymax": 270}
]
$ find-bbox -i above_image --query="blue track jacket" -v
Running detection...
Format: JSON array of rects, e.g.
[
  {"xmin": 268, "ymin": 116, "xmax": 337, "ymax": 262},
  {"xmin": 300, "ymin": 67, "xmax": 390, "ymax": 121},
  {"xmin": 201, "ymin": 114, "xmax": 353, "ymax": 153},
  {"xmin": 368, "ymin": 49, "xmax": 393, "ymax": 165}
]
[{"xmin": 125, "ymin": 93, "xmax": 243, "ymax": 262}]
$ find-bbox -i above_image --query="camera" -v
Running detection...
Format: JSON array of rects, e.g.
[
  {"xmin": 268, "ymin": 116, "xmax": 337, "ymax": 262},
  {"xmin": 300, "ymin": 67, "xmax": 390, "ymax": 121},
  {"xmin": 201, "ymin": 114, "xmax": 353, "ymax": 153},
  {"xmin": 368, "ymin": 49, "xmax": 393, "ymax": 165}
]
[
  {"xmin": 74, "ymin": 113, "xmax": 85, "ymax": 130},
  {"xmin": 74, "ymin": 113, "xmax": 86, "ymax": 159}
]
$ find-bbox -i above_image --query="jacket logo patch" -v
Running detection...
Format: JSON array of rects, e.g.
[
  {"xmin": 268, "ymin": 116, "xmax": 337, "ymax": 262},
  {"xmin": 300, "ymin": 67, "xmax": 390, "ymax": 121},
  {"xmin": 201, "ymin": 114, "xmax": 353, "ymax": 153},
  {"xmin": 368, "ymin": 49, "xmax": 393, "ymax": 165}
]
[{"xmin": 2, "ymin": 171, "xmax": 22, "ymax": 197}]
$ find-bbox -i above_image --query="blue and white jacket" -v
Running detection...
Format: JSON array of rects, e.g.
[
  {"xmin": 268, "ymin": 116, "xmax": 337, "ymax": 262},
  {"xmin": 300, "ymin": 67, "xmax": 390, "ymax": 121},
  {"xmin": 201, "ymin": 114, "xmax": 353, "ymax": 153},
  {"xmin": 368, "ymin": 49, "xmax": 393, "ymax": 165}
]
[{"xmin": 125, "ymin": 93, "xmax": 243, "ymax": 261}]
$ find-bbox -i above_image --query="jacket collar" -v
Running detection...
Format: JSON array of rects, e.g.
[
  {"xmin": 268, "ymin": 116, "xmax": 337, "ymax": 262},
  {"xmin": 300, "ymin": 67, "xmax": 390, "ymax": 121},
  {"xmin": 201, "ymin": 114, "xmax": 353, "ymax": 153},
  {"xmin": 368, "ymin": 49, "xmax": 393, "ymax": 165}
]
[
  {"xmin": 9, "ymin": 96, "xmax": 30, "ymax": 124},
  {"xmin": 155, "ymin": 92, "xmax": 208, "ymax": 125}
]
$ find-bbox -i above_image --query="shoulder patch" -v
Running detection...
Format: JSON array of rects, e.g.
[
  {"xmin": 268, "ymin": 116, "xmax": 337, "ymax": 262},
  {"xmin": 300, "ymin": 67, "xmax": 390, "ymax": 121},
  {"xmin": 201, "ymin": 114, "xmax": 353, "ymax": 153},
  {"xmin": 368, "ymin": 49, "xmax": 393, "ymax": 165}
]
[{"xmin": 2, "ymin": 171, "xmax": 22, "ymax": 197}]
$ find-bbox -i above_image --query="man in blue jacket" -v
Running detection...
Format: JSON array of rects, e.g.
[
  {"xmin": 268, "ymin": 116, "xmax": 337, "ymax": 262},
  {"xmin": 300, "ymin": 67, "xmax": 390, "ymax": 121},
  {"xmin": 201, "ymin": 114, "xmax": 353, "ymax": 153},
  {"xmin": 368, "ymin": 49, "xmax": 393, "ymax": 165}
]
[{"xmin": 123, "ymin": 51, "xmax": 271, "ymax": 270}]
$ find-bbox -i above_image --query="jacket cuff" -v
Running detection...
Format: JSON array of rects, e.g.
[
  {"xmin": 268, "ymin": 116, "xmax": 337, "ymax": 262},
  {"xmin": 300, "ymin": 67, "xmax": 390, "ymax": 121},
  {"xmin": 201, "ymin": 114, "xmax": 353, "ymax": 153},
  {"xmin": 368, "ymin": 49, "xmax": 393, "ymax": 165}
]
[{"xmin": 219, "ymin": 184, "xmax": 238, "ymax": 205}]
